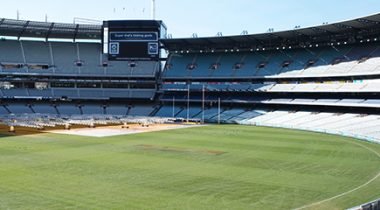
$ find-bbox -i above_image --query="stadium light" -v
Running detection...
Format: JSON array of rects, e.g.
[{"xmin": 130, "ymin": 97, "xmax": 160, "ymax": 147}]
[{"xmin": 241, "ymin": 30, "xmax": 249, "ymax": 35}]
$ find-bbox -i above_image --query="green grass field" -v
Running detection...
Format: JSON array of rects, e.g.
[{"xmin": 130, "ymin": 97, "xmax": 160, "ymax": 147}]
[{"xmin": 0, "ymin": 125, "xmax": 379, "ymax": 210}]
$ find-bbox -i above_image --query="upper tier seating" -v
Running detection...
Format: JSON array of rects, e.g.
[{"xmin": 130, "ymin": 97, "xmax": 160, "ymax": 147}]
[
  {"xmin": 0, "ymin": 88, "xmax": 156, "ymax": 100},
  {"xmin": 0, "ymin": 40, "xmax": 158, "ymax": 77},
  {"xmin": 163, "ymin": 42, "xmax": 380, "ymax": 78}
]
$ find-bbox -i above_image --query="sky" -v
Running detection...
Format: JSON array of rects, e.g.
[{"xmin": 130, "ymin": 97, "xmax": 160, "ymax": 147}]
[{"xmin": 2, "ymin": 0, "xmax": 380, "ymax": 38}]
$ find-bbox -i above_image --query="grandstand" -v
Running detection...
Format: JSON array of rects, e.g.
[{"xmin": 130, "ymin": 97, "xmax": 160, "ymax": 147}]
[
  {"xmin": 0, "ymin": 10, "xmax": 379, "ymax": 210},
  {"xmin": 0, "ymin": 18, "xmax": 159, "ymax": 123},
  {"xmin": 158, "ymin": 13, "xmax": 380, "ymax": 144},
  {"xmin": 0, "ymin": 14, "xmax": 380, "ymax": 143}
]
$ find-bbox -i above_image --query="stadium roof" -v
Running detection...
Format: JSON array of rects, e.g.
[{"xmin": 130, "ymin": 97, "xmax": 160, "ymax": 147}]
[
  {"xmin": 0, "ymin": 13, "xmax": 379, "ymax": 45},
  {"xmin": 0, "ymin": 18, "xmax": 102, "ymax": 40},
  {"xmin": 161, "ymin": 13, "xmax": 380, "ymax": 52}
]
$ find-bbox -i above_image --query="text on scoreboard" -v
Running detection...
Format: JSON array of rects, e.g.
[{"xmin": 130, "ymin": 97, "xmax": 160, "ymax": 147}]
[{"xmin": 108, "ymin": 32, "xmax": 159, "ymax": 61}]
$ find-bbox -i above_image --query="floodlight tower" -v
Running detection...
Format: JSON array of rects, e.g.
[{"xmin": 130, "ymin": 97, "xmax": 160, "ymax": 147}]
[{"xmin": 151, "ymin": 0, "xmax": 156, "ymax": 20}]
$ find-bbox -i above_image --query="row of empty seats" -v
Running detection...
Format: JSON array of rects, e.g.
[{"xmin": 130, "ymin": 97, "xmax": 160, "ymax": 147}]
[
  {"xmin": 162, "ymin": 81, "xmax": 380, "ymax": 92},
  {"xmin": 159, "ymin": 94, "xmax": 380, "ymax": 108},
  {"xmin": 0, "ymin": 40, "xmax": 158, "ymax": 77},
  {"xmin": 0, "ymin": 103, "xmax": 155, "ymax": 116},
  {"xmin": 239, "ymin": 110, "xmax": 380, "ymax": 143},
  {"xmin": 267, "ymin": 82, "xmax": 380, "ymax": 92},
  {"xmin": 164, "ymin": 42, "xmax": 380, "ymax": 78},
  {"xmin": 155, "ymin": 106, "xmax": 380, "ymax": 143},
  {"xmin": 264, "ymin": 98, "xmax": 380, "ymax": 108},
  {"xmin": 0, "ymin": 88, "xmax": 155, "ymax": 99},
  {"xmin": 154, "ymin": 105, "xmax": 265, "ymax": 123}
]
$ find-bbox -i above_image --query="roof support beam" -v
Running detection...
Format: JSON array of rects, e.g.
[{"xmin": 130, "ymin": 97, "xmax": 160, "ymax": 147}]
[
  {"xmin": 46, "ymin": 23, "xmax": 55, "ymax": 41},
  {"xmin": 17, "ymin": 21, "xmax": 30, "ymax": 40},
  {"xmin": 73, "ymin": 24, "xmax": 79, "ymax": 42}
]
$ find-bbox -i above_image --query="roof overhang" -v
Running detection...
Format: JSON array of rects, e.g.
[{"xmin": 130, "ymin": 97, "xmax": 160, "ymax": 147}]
[
  {"xmin": 161, "ymin": 13, "xmax": 380, "ymax": 52},
  {"xmin": 0, "ymin": 18, "xmax": 102, "ymax": 40}
]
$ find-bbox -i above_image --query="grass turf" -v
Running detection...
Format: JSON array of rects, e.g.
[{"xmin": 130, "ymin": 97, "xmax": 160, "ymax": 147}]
[{"xmin": 0, "ymin": 125, "xmax": 379, "ymax": 210}]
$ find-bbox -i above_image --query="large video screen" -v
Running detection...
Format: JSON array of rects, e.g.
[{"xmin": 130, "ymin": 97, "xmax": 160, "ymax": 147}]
[
  {"xmin": 103, "ymin": 20, "xmax": 165, "ymax": 61},
  {"xmin": 108, "ymin": 32, "xmax": 159, "ymax": 60}
]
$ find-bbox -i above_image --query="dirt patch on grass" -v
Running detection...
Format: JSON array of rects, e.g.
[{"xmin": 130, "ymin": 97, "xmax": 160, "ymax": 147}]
[
  {"xmin": 0, "ymin": 123, "xmax": 207, "ymax": 138},
  {"xmin": 43, "ymin": 124, "xmax": 205, "ymax": 137}
]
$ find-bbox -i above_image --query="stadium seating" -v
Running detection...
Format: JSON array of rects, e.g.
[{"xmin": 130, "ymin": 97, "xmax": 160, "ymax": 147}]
[
  {"xmin": 193, "ymin": 108, "xmax": 220, "ymax": 121},
  {"xmin": 0, "ymin": 105, "xmax": 10, "ymax": 115},
  {"xmin": 32, "ymin": 104, "xmax": 58, "ymax": 115},
  {"xmin": 0, "ymin": 88, "xmax": 156, "ymax": 100},
  {"xmin": 163, "ymin": 42, "xmax": 380, "ymax": 79},
  {"xmin": 238, "ymin": 110, "xmax": 380, "ymax": 143},
  {"xmin": 266, "ymin": 82, "xmax": 380, "ymax": 92},
  {"xmin": 56, "ymin": 104, "xmax": 81, "ymax": 116},
  {"xmin": 6, "ymin": 103, "xmax": 33, "ymax": 114},
  {"xmin": 0, "ymin": 40, "xmax": 159, "ymax": 78},
  {"xmin": 0, "ymin": 40, "xmax": 24, "ymax": 63},
  {"xmin": 105, "ymin": 105, "xmax": 128, "ymax": 116},
  {"xmin": 23, "ymin": 41, "xmax": 51, "ymax": 64},
  {"xmin": 128, "ymin": 105, "xmax": 155, "ymax": 116},
  {"xmin": 0, "ymin": 17, "xmax": 379, "ymax": 147},
  {"xmin": 51, "ymin": 42, "xmax": 79, "ymax": 74},
  {"xmin": 175, "ymin": 107, "xmax": 203, "ymax": 119},
  {"xmin": 155, "ymin": 106, "xmax": 183, "ymax": 117},
  {"xmin": 77, "ymin": 43, "xmax": 104, "ymax": 75},
  {"xmin": 81, "ymin": 104, "xmax": 104, "ymax": 115}
]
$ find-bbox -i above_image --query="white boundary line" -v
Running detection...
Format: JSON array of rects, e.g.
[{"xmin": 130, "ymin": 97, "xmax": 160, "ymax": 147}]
[{"xmin": 294, "ymin": 141, "xmax": 380, "ymax": 210}]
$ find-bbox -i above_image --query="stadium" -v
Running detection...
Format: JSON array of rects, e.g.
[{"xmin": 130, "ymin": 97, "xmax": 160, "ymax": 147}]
[{"xmin": 0, "ymin": 1, "xmax": 379, "ymax": 209}]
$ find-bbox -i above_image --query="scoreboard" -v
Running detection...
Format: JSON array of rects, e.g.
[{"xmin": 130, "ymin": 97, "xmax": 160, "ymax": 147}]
[
  {"xmin": 108, "ymin": 32, "xmax": 159, "ymax": 59},
  {"xmin": 103, "ymin": 20, "xmax": 166, "ymax": 61}
]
